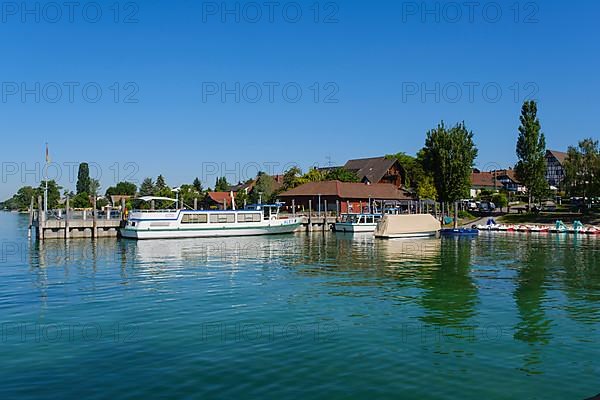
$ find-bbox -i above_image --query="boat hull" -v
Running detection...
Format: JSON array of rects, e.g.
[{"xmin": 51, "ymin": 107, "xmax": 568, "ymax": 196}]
[
  {"xmin": 333, "ymin": 223, "xmax": 377, "ymax": 233},
  {"xmin": 121, "ymin": 222, "xmax": 301, "ymax": 239},
  {"xmin": 375, "ymin": 231, "xmax": 438, "ymax": 239}
]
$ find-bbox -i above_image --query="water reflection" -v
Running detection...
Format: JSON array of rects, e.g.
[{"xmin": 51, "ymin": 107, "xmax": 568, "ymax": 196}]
[{"xmin": 418, "ymin": 238, "xmax": 478, "ymax": 329}]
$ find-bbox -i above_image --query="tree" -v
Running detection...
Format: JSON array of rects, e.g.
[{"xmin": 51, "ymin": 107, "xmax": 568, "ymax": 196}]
[
  {"xmin": 282, "ymin": 166, "xmax": 303, "ymax": 190},
  {"xmin": 235, "ymin": 190, "xmax": 249, "ymax": 209},
  {"xmin": 76, "ymin": 163, "xmax": 91, "ymax": 195},
  {"xmin": 39, "ymin": 180, "xmax": 62, "ymax": 209},
  {"xmin": 324, "ymin": 168, "xmax": 360, "ymax": 182},
  {"xmin": 214, "ymin": 176, "xmax": 230, "ymax": 192},
  {"xmin": 71, "ymin": 192, "xmax": 92, "ymax": 209},
  {"xmin": 192, "ymin": 177, "xmax": 203, "ymax": 193},
  {"xmin": 178, "ymin": 184, "xmax": 201, "ymax": 208},
  {"xmin": 416, "ymin": 176, "xmax": 437, "ymax": 200},
  {"xmin": 563, "ymin": 138, "xmax": 600, "ymax": 205},
  {"xmin": 297, "ymin": 167, "xmax": 325, "ymax": 185},
  {"xmin": 1, "ymin": 186, "xmax": 36, "ymax": 210},
  {"xmin": 105, "ymin": 182, "xmax": 137, "ymax": 197},
  {"xmin": 250, "ymin": 172, "xmax": 276, "ymax": 203},
  {"xmin": 421, "ymin": 121, "xmax": 478, "ymax": 203},
  {"xmin": 139, "ymin": 178, "xmax": 155, "ymax": 196},
  {"xmin": 515, "ymin": 101, "xmax": 547, "ymax": 209},
  {"xmin": 89, "ymin": 179, "xmax": 101, "ymax": 196},
  {"xmin": 492, "ymin": 192, "xmax": 508, "ymax": 212},
  {"xmin": 155, "ymin": 175, "xmax": 168, "ymax": 193}
]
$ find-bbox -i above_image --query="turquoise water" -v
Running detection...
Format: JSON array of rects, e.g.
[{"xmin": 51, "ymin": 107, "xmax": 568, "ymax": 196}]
[{"xmin": 1, "ymin": 211, "xmax": 599, "ymax": 399}]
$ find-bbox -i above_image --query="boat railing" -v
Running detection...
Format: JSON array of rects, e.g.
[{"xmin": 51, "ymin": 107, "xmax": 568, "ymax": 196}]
[
  {"xmin": 131, "ymin": 209, "xmax": 180, "ymax": 213},
  {"xmin": 35, "ymin": 209, "xmax": 123, "ymax": 221}
]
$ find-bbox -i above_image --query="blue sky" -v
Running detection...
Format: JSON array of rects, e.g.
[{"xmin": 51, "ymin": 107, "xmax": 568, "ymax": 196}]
[{"xmin": 1, "ymin": 0, "xmax": 599, "ymax": 199}]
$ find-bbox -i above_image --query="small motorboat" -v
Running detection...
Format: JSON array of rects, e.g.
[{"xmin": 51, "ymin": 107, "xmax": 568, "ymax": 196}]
[
  {"xmin": 440, "ymin": 228, "xmax": 479, "ymax": 237},
  {"xmin": 374, "ymin": 214, "xmax": 441, "ymax": 239}
]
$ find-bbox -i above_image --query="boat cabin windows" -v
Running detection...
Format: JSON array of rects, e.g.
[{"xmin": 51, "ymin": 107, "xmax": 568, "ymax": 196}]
[
  {"xmin": 210, "ymin": 213, "xmax": 236, "ymax": 224},
  {"xmin": 182, "ymin": 214, "xmax": 208, "ymax": 224},
  {"xmin": 237, "ymin": 213, "xmax": 262, "ymax": 223}
]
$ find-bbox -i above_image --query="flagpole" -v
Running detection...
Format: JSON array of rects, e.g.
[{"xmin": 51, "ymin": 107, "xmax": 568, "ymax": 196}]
[{"xmin": 44, "ymin": 143, "xmax": 48, "ymax": 213}]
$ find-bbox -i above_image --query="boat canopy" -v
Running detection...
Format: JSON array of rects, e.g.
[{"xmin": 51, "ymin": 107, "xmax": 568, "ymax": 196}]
[
  {"xmin": 244, "ymin": 203, "xmax": 284, "ymax": 210},
  {"xmin": 136, "ymin": 196, "xmax": 177, "ymax": 203}
]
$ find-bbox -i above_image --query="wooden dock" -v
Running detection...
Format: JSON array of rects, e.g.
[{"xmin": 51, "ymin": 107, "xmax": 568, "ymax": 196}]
[{"xmin": 30, "ymin": 196, "xmax": 124, "ymax": 240}]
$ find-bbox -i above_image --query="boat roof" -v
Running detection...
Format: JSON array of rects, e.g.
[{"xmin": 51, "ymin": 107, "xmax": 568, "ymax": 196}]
[
  {"xmin": 341, "ymin": 213, "xmax": 382, "ymax": 216},
  {"xmin": 137, "ymin": 196, "xmax": 177, "ymax": 202}
]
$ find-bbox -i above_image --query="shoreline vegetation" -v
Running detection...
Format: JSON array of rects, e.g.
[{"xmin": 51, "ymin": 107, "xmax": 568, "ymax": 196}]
[{"xmin": 2, "ymin": 101, "xmax": 599, "ymax": 221}]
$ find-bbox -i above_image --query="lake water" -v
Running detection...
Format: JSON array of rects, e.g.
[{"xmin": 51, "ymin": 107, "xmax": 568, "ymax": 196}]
[{"xmin": 1, "ymin": 211, "xmax": 599, "ymax": 399}]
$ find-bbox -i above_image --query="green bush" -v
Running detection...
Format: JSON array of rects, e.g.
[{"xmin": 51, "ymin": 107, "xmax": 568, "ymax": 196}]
[{"xmin": 458, "ymin": 210, "xmax": 475, "ymax": 219}]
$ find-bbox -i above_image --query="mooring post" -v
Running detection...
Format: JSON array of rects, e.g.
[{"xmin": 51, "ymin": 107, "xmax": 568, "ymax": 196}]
[
  {"xmin": 308, "ymin": 199, "xmax": 312, "ymax": 232},
  {"xmin": 194, "ymin": 198, "xmax": 198, "ymax": 210},
  {"xmin": 292, "ymin": 199, "xmax": 295, "ymax": 217},
  {"xmin": 28, "ymin": 196, "xmax": 34, "ymax": 239},
  {"xmin": 454, "ymin": 201, "xmax": 458, "ymax": 229},
  {"xmin": 65, "ymin": 196, "xmax": 70, "ymax": 240},
  {"xmin": 323, "ymin": 200, "xmax": 328, "ymax": 231},
  {"xmin": 121, "ymin": 197, "xmax": 126, "ymax": 220},
  {"xmin": 37, "ymin": 195, "xmax": 44, "ymax": 241},
  {"xmin": 92, "ymin": 196, "xmax": 98, "ymax": 239}
]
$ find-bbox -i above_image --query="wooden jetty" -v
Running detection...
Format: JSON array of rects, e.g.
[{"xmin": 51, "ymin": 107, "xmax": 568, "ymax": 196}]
[{"xmin": 30, "ymin": 196, "xmax": 124, "ymax": 240}]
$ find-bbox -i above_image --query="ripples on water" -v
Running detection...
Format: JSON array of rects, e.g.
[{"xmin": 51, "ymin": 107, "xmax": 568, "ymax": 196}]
[{"xmin": 1, "ymin": 212, "xmax": 599, "ymax": 399}]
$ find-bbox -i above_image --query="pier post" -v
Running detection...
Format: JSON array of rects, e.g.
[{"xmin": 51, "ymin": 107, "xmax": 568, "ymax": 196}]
[
  {"xmin": 28, "ymin": 196, "xmax": 34, "ymax": 239},
  {"xmin": 106, "ymin": 205, "xmax": 111, "ymax": 220},
  {"xmin": 335, "ymin": 200, "xmax": 339, "ymax": 219},
  {"xmin": 151, "ymin": 200, "xmax": 155, "ymax": 211},
  {"xmin": 92, "ymin": 196, "xmax": 98, "ymax": 239},
  {"xmin": 454, "ymin": 202, "xmax": 458, "ymax": 229},
  {"xmin": 292, "ymin": 199, "xmax": 295, "ymax": 217},
  {"xmin": 65, "ymin": 196, "xmax": 70, "ymax": 240},
  {"xmin": 323, "ymin": 200, "xmax": 328, "ymax": 231},
  {"xmin": 308, "ymin": 200, "xmax": 312, "ymax": 232},
  {"xmin": 121, "ymin": 198, "xmax": 126, "ymax": 220},
  {"xmin": 194, "ymin": 198, "xmax": 198, "ymax": 210},
  {"xmin": 37, "ymin": 195, "xmax": 44, "ymax": 241}
]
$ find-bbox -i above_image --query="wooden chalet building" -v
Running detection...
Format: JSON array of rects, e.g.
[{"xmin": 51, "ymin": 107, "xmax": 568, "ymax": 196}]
[
  {"xmin": 278, "ymin": 180, "xmax": 412, "ymax": 213},
  {"xmin": 343, "ymin": 157, "xmax": 406, "ymax": 187}
]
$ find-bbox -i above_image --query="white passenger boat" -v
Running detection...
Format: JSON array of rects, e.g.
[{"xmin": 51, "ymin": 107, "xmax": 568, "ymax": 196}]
[
  {"xmin": 121, "ymin": 197, "xmax": 301, "ymax": 240},
  {"xmin": 334, "ymin": 213, "xmax": 382, "ymax": 233}
]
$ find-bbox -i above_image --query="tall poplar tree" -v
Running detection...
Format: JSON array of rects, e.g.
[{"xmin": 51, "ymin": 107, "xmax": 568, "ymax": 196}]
[
  {"xmin": 76, "ymin": 163, "xmax": 91, "ymax": 194},
  {"xmin": 514, "ymin": 101, "xmax": 547, "ymax": 209}
]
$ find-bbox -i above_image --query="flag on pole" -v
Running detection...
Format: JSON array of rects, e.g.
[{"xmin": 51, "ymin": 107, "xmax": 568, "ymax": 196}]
[{"xmin": 45, "ymin": 143, "xmax": 50, "ymax": 164}]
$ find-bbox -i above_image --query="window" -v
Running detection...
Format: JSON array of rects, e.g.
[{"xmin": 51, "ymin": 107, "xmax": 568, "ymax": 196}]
[
  {"xmin": 210, "ymin": 213, "xmax": 236, "ymax": 224},
  {"xmin": 182, "ymin": 214, "xmax": 208, "ymax": 224},
  {"xmin": 238, "ymin": 213, "xmax": 262, "ymax": 223}
]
